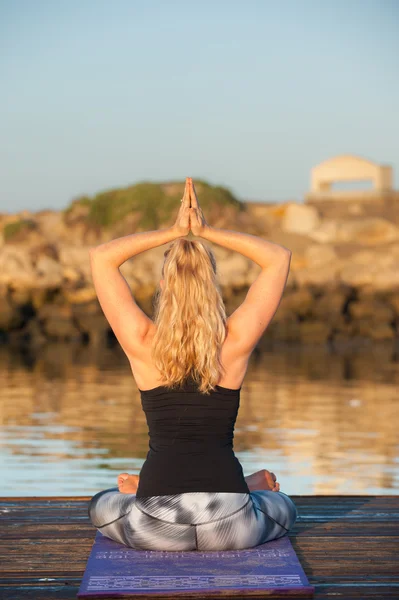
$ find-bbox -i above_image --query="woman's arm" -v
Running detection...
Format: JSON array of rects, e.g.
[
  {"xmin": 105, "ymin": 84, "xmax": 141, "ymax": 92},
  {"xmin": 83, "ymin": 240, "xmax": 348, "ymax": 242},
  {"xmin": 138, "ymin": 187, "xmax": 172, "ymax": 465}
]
[
  {"xmin": 89, "ymin": 227, "xmax": 180, "ymax": 268},
  {"xmin": 189, "ymin": 178, "xmax": 292, "ymax": 352},
  {"xmin": 88, "ymin": 227, "xmax": 181, "ymax": 358},
  {"xmin": 188, "ymin": 178, "xmax": 290, "ymax": 266},
  {"xmin": 201, "ymin": 226, "xmax": 291, "ymax": 267},
  {"xmin": 88, "ymin": 180, "xmax": 192, "ymax": 357},
  {"xmin": 88, "ymin": 228, "xmax": 180, "ymax": 358}
]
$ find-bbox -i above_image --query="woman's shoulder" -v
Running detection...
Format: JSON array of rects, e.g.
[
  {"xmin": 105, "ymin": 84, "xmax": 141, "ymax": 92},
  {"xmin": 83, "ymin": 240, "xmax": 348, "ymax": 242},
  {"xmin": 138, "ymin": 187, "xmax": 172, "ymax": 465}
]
[{"xmin": 130, "ymin": 323, "xmax": 249, "ymax": 391}]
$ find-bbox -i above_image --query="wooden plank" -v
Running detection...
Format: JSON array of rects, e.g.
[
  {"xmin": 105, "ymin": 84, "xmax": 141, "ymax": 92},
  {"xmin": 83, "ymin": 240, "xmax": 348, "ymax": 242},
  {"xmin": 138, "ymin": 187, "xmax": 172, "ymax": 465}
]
[
  {"xmin": 1, "ymin": 495, "xmax": 398, "ymax": 506},
  {"xmin": 1, "ymin": 538, "xmax": 398, "ymax": 575},
  {"xmin": 2, "ymin": 495, "xmax": 398, "ymax": 509},
  {"xmin": 1, "ymin": 584, "xmax": 399, "ymax": 600},
  {"xmin": 3, "ymin": 575, "xmax": 399, "ymax": 585},
  {"xmin": 2, "ymin": 521, "xmax": 399, "ymax": 539},
  {"xmin": 2, "ymin": 504, "xmax": 398, "ymax": 524}
]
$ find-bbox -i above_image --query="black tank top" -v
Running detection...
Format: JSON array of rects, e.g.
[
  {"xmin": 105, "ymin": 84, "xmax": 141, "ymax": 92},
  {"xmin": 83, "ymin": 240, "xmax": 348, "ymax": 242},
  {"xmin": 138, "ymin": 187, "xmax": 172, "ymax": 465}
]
[{"xmin": 136, "ymin": 377, "xmax": 250, "ymax": 497}]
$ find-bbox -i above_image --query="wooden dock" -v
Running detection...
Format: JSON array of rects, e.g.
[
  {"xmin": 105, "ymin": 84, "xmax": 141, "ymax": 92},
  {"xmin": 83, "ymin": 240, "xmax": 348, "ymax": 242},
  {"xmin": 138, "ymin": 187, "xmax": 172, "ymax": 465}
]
[{"xmin": 1, "ymin": 495, "xmax": 398, "ymax": 599}]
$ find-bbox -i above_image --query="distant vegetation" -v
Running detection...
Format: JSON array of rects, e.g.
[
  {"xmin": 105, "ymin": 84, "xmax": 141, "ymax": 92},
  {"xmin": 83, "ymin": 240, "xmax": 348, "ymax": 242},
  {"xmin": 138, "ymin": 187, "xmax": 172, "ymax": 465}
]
[
  {"xmin": 3, "ymin": 219, "xmax": 37, "ymax": 241},
  {"xmin": 63, "ymin": 180, "xmax": 244, "ymax": 229}
]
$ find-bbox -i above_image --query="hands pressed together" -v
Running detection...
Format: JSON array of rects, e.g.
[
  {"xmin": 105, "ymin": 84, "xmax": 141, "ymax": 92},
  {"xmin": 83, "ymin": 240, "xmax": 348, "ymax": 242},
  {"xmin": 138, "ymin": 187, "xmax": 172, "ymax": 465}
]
[{"xmin": 173, "ymin": 177, "xmax": 209, "ymax": 238}]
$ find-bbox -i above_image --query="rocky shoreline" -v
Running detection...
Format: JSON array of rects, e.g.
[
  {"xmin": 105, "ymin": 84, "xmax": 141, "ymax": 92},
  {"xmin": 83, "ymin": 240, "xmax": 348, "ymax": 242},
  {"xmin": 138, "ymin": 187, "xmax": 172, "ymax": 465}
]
[{"xmin": 1, "ymin": 182, "xmax": 399, "ymax": 348}]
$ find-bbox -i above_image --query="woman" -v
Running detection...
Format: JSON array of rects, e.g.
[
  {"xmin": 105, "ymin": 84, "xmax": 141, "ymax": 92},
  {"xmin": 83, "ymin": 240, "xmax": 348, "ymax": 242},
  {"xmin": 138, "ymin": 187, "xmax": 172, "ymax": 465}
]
[{"xmin": 88, "ymin": 177, "xmax": 297, "ymax": 551}]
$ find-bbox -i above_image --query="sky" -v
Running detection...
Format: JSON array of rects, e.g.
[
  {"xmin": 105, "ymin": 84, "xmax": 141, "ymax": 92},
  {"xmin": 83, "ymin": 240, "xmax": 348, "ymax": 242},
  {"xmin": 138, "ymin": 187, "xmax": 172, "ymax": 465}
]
[{"xmin": 1, "ymin": 0, "xmax": 399, "ymax": 213}]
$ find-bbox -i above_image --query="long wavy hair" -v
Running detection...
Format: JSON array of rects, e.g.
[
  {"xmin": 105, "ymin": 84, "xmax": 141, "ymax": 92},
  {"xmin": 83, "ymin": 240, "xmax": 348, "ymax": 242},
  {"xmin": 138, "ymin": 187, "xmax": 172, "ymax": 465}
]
[{"xmin": 150, "ymin": 238, "xmax": 227, "ymax": 395}]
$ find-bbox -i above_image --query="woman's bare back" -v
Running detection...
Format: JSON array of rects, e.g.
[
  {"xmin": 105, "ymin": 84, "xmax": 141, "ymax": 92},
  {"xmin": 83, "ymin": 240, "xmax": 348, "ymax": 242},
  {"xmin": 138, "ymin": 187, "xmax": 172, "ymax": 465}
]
[{"xmin": 128, "ymin": 322, "xmax": 251, "ymax": 392}]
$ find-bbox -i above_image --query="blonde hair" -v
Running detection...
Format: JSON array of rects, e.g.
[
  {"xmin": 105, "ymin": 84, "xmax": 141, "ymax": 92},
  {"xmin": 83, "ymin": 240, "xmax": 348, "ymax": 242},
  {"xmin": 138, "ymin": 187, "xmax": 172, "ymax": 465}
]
[{"xmin": 150, "ymin": 238, "xmax": 227, "ymax": 395}]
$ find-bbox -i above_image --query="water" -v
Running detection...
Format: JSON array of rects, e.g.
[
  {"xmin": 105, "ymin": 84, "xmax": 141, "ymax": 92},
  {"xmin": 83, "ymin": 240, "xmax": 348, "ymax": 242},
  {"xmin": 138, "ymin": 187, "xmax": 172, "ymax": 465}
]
[{"xmin": 0, "ymin": 342, "xmax": 398, "ymax": 496}]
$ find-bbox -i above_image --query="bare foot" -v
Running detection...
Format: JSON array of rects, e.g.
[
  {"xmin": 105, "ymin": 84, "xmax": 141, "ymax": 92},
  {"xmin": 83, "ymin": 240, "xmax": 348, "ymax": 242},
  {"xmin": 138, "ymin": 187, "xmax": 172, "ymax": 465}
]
[
  {"xmin": 245, "ymin": 469, "xmax": 280, "ymax": 492},
  {"xmin": 117, "ymin": 472, "xmax": 139, "ymax": 494}
]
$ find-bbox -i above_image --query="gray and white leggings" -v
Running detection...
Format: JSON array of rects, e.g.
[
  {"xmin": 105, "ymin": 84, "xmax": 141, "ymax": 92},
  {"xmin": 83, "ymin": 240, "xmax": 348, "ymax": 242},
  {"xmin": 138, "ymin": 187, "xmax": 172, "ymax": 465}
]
[{"xmin": 88, "ymin": 487, "xmax": 298, "ymax": 551}]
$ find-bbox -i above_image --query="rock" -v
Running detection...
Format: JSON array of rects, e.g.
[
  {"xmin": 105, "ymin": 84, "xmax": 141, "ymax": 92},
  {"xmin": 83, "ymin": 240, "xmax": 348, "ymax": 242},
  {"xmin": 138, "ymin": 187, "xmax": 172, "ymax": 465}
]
[
  {"xmin": 387, "ymin": 293, "xmax": 399, "ymax": 316},
  {"xmin": 244, "ymin": 262, "xmax": 263, "ymax": 287},
  {"xmin": 313, "ymin": 218, "xmax": 399, "ymax": 246},
  {"xmin": 71, "ymin": 302, "xmax": 109, "ymax": 345},
  {"xmin": 304, "ymin": 244, "xmax": 338, "ymax": 268},
  {"xmin": 348, "ymin": 249, "xmax": 392, "ymax": 268},
  {"xmin": 281, "ymin": 203, "xmax": 320, "ymax": 235},
  {"xmin": 277, "ymin": 289, "xmax": 314, "ymax": 319},
  {"xmin": 133, "ymin": 284, "xmax": 157, "ymax": 316},
  {"xmin": 37, "ymin": 303, "xmax": 72, "ymax": 320},
  {"xmin": 368, "ymin": 324, "xmax": 395, "ymax": 340},
  {"xmin": 8, "ymin": 287, "xmax": 32, "ymax": 306},
  {"xmin": 2, "ymin": 217, "xmax": 44, "ymax": 246},
  {"xmin": 339, "ymin": 218, "xmax": 399, "ymax": 245},
  {"xmin": 0, "ymin": 296, "xmax": 24, "ymax": 330},
  {"xmin": 218, "ymin": 253, "xmax": 252, "ymax": 287},
  {"xmin": 7, "ymin": 318, "xmax": 47, "ymax": 348},
  {"xmin": 35, "ymin": 210, "xmax": 72, "ymax": 243},
  {"xmin": 266, "ymin": 319, "xmax": 301, "ymax": 342},
  {"xmin": 0, "ymin": 246, "xmax": 37, "ymax": 288},
  {"xmin": 43, "ymin": 318, "xmax": 81, "ymax": 340},
  {"xmin": 310, "ymin": 218, "xmax": 399, "ymax": 246},
  {"xmin": 340, "ymin": 250, "xmax": 399, "ymax": 289},
  {"xmin": 31, "ymin": 288, "xmax": 50, "ymax": 311},
  {"xmin": 62, "ymin": 266, "xmax": 82, "ymax": 283},
  {"xmin": 349, "ymin": 299, "xmax": 394, "ymax": 322},
  {"xmin": 37, "ymin": 303, "xmax": 81, "ymax": 340},
  {"xmin": 267, "ymin": 230, "xmax": 311, "ymax": 255},
  {"xmin": 389, "ymin": 244, "xmax": 399, "ymax": 259},
  {"xmin": 121, "ymin": 248, "xmax": 166, "ymax": 288},
  {"xmin": 122, "ymin": 263, "xmax": 153, "ymax": 289},
  {"xmin": 226, "ymin": 287, "xmax": 248, "ymax": 313},
  {"xmin": 310, "ymin": 291, "xmax": 347, "ymax": 323},
  {"xmin": 213, "ymin": 246, "xmax": 232, "ymax": 261},
  {"xmin": 35, "ymin": 255, "xmax": 63, "ymax": 287},
  {"xmin": 352, "ymin": 319, "xmax": 395, "ymax": 340},
  {"xmin": 308, "ymin": 220, "xmax": 339, "ymax": 244},
  {"xmin": 298, "ymin": 321, "xmax": 331, "ymax": 343},
  {"xmin": 331, "ymin": 316, "xmax": 355, "ymax": 341},
  {"xmin": 2, "ymin": 193, "xmax": 399, "ymax": 346},
  {"xmin": 58, "ymin": 246, "xmax": 92, "ymax": 279},
  {"xmin": 285, "ymin": 268, "xmax": 297, "ymax": 291},
  {"xmin": 289, "ymin": 253, "xmax": 307, "ymax": 271},
  {"xmin": 295, "ymin": 261, "xmax": 342, "ymax": 287},
  {"xmin": 64, "ymin": 286, "xmax": 98, "ymax": 304},
  {"xmin": 29, "ymin": 241, "xmax": 59, "ymax": 261},
  {"xmin": 372, "ymin": 268, "xmax": 399, "ymax": 291},
  {"xmin": 339, "ymin": 264, "xmax": 372, "ymax": 288}
]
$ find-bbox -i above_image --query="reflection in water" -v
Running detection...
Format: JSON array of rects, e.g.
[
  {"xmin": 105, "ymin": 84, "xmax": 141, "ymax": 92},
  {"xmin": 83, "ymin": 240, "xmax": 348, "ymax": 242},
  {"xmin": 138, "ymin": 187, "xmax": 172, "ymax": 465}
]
[{"xmin": 0, "ymin": 342, "xmax": 398, "ymax": 496}]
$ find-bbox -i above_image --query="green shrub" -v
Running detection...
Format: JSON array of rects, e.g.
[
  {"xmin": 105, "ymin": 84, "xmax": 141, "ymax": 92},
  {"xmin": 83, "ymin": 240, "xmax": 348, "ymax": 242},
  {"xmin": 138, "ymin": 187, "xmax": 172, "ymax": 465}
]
[
  {"xmin": 64, "ymin": 180, "xmax": 243, "ymax": 229},
  {"xmin": 3, "ymin": 219, "xmax": 37, "ymax": 241},
  {"xmin": 62, "ymin": 195, "xmax": 92, "ymax": 217}
]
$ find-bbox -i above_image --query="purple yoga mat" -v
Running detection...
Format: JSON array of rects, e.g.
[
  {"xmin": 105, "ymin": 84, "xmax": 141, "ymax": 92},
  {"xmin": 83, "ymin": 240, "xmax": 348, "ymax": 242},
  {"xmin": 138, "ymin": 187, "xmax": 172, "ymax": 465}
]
[{"xmin": 77, "ymin": 531, "xmax": 314, "ymax": 598}]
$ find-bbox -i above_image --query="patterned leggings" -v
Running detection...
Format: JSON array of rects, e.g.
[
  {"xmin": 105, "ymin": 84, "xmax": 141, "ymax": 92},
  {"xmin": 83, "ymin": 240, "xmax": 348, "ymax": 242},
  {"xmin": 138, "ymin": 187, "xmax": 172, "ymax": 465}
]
[{"xmin": 88, "ymin": 487, "xmax": 298, "ymax": 551}]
